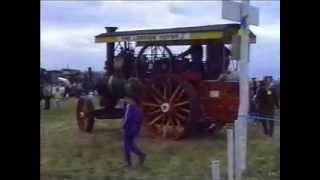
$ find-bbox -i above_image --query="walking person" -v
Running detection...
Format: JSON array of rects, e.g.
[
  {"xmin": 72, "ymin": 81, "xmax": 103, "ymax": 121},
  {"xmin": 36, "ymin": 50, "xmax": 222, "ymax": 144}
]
[
  {"xmin": 255, "ymin": 78, "xmax": 280, "ymax": 137},
  {"xmin": 122, "ymin": 78, "xmax": 146, "ymax": 168}
]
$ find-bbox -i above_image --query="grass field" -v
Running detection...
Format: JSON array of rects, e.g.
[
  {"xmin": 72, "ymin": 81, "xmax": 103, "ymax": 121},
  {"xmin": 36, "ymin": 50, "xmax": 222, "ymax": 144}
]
[{"xmin": 41, "ymin": 98, "xmax": 280, "ymax": 180}]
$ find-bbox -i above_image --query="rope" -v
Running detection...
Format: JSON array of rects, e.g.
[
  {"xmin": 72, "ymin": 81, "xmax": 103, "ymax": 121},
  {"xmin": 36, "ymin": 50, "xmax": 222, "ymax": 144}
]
[{"xmin": 239, "ymin": 114, "xmax": 280, "ymax": 123}]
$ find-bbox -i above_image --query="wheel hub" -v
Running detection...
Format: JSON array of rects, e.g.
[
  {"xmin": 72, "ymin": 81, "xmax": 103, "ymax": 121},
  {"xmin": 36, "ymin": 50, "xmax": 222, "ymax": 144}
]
[
  {"xmin": 79, "ymin": 112, "xmax": 85, "ymax": 118},
  {"xmin": 160, "ymin": 103, "xmax": 170, "ymax": 113}
]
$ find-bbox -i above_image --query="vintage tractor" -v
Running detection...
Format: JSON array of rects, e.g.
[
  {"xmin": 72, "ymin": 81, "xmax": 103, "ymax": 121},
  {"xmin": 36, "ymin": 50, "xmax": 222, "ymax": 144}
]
[{"xmin": 76, "ymin": 24, "xmax": 256, "ymax": 140}]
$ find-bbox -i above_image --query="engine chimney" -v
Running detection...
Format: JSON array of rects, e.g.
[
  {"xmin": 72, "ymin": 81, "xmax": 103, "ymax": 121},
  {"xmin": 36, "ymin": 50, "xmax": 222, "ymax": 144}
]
[{"xmin": 104, "ymin": 27, "xmax": 118, "ymax": 75}]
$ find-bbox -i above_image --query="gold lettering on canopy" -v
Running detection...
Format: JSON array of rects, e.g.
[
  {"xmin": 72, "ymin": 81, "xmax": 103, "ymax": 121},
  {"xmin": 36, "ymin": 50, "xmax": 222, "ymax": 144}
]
[{"xmin": 117, "ymin": 33, "xmax": 190, "ymax": 42}]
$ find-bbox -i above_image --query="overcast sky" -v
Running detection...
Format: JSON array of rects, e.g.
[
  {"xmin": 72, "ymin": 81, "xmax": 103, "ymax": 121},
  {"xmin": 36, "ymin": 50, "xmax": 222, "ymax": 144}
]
[{"xmin": 41, "ymin": 1, "xmax": 280, "ymax": 79}]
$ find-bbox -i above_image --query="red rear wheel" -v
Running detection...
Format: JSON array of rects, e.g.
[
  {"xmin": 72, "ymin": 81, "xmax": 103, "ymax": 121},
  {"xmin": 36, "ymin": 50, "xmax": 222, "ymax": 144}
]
[{"xmin": 143, "ymin": 74, "xmax": 200, "ymax": 140}]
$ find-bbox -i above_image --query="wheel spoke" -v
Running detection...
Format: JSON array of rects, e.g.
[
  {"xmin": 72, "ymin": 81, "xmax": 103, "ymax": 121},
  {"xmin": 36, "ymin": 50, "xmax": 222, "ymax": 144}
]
[
  {"xmin": 151, "ymin": 85, "xmax": 165, "ymax": 101},
  {"xmin": 175, "ymin": 112, "xmax": 187, "ymax": 122},
  {"xmin": 173, "ymin": 116, "xmax": 181, "ymax": 126},
  {"xmin": 174, "ymin": 101, "xmax": 189, "ymax": 107},
  {"xmin": 169, "ymin": 85, "xmax": 182, "ymax": 103},
  {"xmin": 179, "ymin": 108, "xmax": 191, "ymax": 114},
  {"xmin": 143, "ymin": 102, "xmax": 160, "ymax": 108},
  {"xmin": 175, "ymin": 89, "xmax": 185, "ymax": 102},
  {"xmin": 163, "ymin": 86, "xmax": 167, "ymax": 100},
  {"xmin": 162, "ymin": 117, "xmax": 170, "ymax": 138},
  {"xmin": 149, "ymin": 109, "xmax": 161, "ymax": 116},
  {"xmin": 151, "ymin": 94, "xmax": 162, "ymax": 104},
  {"xmin": 148, "ymin": 113, "xmax": 164, "ymax": 125}
]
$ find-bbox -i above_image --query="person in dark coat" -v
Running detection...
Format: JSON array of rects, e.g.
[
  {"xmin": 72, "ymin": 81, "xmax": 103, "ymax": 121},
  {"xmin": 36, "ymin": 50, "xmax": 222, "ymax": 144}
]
[
  {"xmin": 122, "ymin": 78, "xmax": 146, "ymax": 168},
  {"xmin": 64, "ymin": 85, "xmax": 70, "ymax": 98},
  {"xmin": 178, "ymin": 45, "xmax": 204, "ymax": 73},
  {"xmin": 177, "ymin": 45, "xmax": 203, "ymax": 90},
  {"xmin": 251, "ymin": 78, "xmax": 258, "ymax": 95},
  {"xmin": 249, "ymin": 78, "xmax": 258, "ymax": 122},
  {"xmin": 255, "ymin": 80, "xmax": 280, "ymax": 137},
  {"xmin": 223, "ymin": 47, "xmax": 231, "ymax": 73}
]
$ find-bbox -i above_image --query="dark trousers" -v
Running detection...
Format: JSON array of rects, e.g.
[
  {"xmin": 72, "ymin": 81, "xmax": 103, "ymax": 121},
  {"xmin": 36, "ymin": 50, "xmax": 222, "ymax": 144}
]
[
  {"xmin": 44, "ymin": 97, "xmax": 51, "ymax": 110},
  {"xmin": 249, "ymin": 101, "xmax": 257, "ymax": 122},
  {"xmin": 260, "ymin": 114, "xmax": 274, "ymax": 137},
  {"xmin": 124, "ymin": 133, "xmax": 145, "ymax": 166}
]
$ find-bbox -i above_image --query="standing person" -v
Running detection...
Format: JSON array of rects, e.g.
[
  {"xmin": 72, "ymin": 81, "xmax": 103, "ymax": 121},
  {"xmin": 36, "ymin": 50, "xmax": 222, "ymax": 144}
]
[
  {"xmin": 53, "ymin": 86, "xmax": 59, "ymax": 108},
  {"xmin": 43, "ymin": 83, "xmax": 53, "ymax": 110},
  {"xmin": 71, "ymin": 82, "xmax": 77, "ymax": 97},
  {"xmin": 249, "ymin": 78, "xmax": 258, "ymax": 123},
  {"xmin": 122, "ymin": 78, "xmax": 146, "ymax": 168},
  {"xmin": 76, "ymin": 82, "xmax": 83, "ymax": 97},
  {"xmin": 178, "ymin": 45, "xmax": 204, "ymax": 73},
  {"xmin": 177, "ymin": 45, "xmax": 203, "ymax": 90},
  {"xmin": 275, "ymin": 79, "xmax": 280, "ymax": 105},
  {"xmin": 255, "ymin": 79, "xmax": 280, "ymax": 137},
  {"xmin": 64, "ymin": 85, "xmax": 70, "ymax": 99},
  {"xmin": 55, "ymin": 85, "xmax": 65, "ymax": 108},
  {"xmin": 251, "ymin": 78, "xmax": 258, "ymax": 95}
]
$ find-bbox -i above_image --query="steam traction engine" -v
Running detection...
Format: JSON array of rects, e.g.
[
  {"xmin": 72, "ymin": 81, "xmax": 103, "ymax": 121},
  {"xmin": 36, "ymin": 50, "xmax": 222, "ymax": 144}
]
[{"xmin": 76, "ymin": 24, "xmax": 256, "ymax": 140}]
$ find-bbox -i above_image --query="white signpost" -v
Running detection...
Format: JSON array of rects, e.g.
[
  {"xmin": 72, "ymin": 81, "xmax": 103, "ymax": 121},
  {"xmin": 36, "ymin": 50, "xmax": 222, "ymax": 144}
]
[
  {"xmin": 227, "ymin": 129, "xmax": 234, "ymax": 180},
  {"xmin": 222, "ymin": 1, "xmax": 259, "ymax": 180},
  {"xmin": 211, "ymin": 160, "xmax": 221, "ymax": 180},
  {"xmin": 222, "ymin": 1, "xmax": 259, "ymax": 26}
]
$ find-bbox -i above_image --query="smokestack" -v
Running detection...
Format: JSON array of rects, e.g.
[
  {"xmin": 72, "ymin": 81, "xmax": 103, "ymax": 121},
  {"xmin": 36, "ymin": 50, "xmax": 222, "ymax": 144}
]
[
  {"xmin": 104, "ymin": 27, "xmax": 118, "ymax": 75},
  {"xmin": 104, "ymin": 27, "xmax": 118, "ymax": 33}
]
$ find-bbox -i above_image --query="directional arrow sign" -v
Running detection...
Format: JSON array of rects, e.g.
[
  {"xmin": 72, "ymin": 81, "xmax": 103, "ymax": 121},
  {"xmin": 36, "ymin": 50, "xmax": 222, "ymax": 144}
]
[
  {"xmin": 222, "ymin": 1, "xmax": 241, "ymax": 22},
  {"xmin": 222, "ymin": 1, "xmax": 259, "ymax": 26}
]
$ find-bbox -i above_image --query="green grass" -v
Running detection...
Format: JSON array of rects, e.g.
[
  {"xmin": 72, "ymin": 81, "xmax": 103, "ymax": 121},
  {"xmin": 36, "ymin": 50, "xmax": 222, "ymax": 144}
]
[{"xmin": 41, "ymin": 98, "xmax": 279, "ymax": 180}]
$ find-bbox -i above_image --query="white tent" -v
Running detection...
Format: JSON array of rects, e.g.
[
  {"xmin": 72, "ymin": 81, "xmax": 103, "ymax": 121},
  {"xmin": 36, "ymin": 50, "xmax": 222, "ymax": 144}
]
[{"xmin": 58, "ymin": 77, "xmax": 71, "ymax": 87}]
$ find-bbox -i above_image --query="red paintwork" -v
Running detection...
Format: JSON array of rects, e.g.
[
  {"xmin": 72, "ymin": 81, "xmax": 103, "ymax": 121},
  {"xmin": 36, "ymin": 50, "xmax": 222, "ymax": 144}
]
[
  {"xmin": 198, "ymin": 81, "xmax": 239, "ymax": 125},
  {"xmin": 179, "ymin": 72, "xmax": 239, "ymax": 126}
]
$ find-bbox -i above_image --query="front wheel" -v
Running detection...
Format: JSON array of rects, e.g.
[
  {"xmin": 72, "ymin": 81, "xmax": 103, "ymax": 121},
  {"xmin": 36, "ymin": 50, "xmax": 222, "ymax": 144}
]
[{"xmin": 76, "ymin": 97, "xmax": 95, "ymax": 132}]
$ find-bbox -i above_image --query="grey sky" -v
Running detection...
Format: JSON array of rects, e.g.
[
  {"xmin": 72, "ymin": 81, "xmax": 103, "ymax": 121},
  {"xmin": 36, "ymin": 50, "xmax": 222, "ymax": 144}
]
[{"xmin": 41, "ymin": 1, "xmax": 280, "ymax": 79}]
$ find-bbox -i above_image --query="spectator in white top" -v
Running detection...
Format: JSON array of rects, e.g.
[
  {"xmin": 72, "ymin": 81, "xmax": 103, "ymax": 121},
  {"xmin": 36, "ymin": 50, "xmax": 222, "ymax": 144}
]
[{"xmin": 54, "ymin": 85, "xmax": 65, "ymax": 108}]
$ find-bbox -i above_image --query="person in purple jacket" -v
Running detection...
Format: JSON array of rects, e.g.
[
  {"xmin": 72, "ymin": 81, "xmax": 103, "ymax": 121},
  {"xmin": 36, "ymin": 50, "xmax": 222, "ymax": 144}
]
[{"xmin": 122, "ymin": 78, "xmax": 146, "ymax": 168}]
